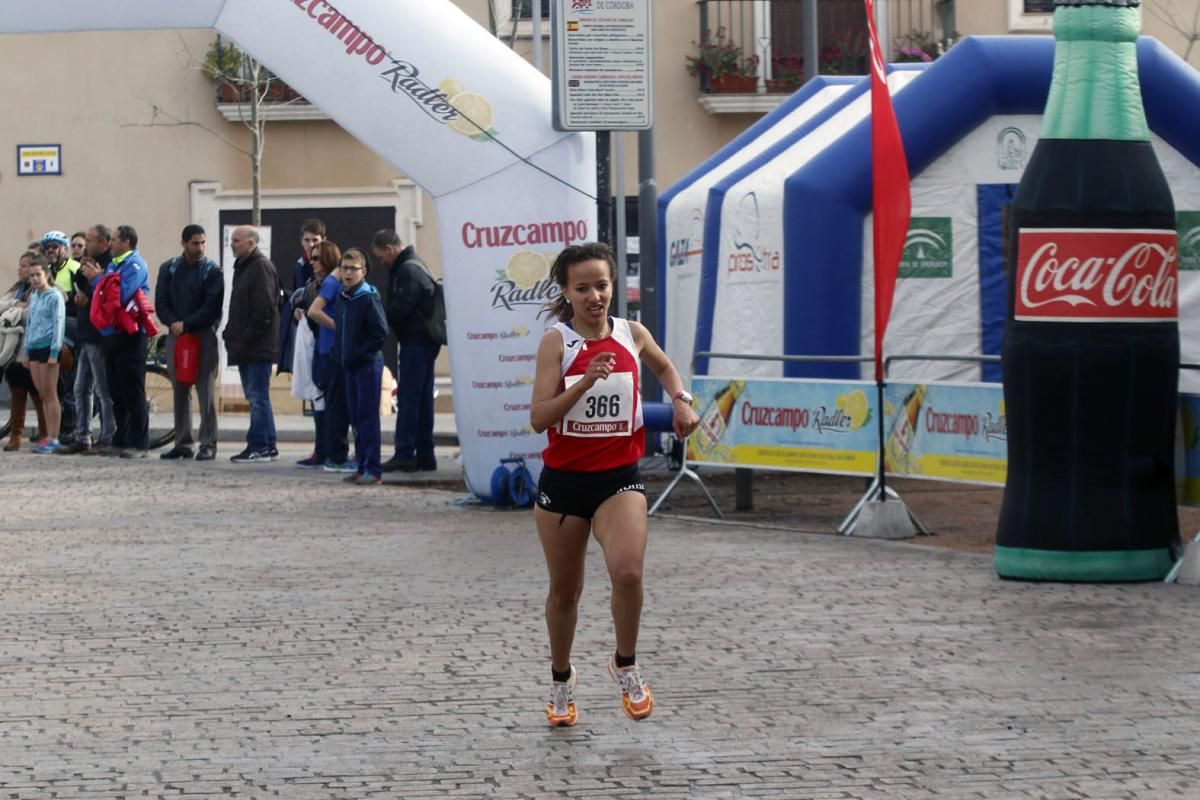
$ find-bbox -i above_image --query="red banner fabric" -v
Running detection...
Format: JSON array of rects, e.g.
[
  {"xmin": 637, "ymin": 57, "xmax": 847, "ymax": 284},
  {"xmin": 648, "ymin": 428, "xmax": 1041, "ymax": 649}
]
[{"xmin": 864, "ymin": 0, "xmax": 911, "ymax": 381}]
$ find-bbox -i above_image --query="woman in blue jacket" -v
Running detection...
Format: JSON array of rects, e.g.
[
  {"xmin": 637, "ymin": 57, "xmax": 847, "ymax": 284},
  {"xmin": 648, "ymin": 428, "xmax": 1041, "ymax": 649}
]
[{"xmin": 20, "ymin": 256, "xmax": 66, "ymax": 453}]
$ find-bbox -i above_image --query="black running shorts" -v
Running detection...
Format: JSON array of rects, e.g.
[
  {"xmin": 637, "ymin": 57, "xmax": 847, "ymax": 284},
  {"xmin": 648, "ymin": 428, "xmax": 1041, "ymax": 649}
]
[{"xmin": 536, "ymin": 462, "xmax": 646, "ymax": 520}]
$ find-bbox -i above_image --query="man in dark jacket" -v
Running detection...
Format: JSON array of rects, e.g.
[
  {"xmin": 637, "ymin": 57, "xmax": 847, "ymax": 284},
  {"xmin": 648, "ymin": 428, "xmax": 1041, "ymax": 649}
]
[
  {"xmin": 60, "ymin": 225, "xmax": 116, "ymax": 454},
  {"xmin": 371, "ymin": 229, "xmax": 439, "ymax": 472},
  {"xmin": 222, "ymin": 225, "xmax": 280, "ymax": 463},
  {"xmin": 155, "ymin": 224, "xmax": 224, "ymax": 462}
]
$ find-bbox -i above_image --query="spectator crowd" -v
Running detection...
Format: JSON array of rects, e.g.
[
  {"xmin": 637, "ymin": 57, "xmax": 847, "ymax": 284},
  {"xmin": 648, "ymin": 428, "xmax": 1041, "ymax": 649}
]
[{"xmin": 0, "ymin": 219, "xmax": 443, "ymax": 483}]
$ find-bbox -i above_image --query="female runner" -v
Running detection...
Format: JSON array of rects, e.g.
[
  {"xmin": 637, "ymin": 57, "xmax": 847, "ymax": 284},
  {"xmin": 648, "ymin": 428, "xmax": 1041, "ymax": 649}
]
[{"xmin": 530, "ymin": 242, "xmax": 700, "ymax": 726}]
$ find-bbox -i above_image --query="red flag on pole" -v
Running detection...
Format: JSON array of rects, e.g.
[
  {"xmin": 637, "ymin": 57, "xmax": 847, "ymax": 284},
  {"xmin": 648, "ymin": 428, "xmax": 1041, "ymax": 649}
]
[{"xmin": 864, "ymin": 0, "xmax": 911, "ymax": 382}]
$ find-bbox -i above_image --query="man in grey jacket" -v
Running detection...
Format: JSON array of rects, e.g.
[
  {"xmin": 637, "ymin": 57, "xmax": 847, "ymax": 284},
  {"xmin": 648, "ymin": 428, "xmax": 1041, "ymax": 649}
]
[
  {"xmin": 222, "ymin": 225, "xmax": 280, "ymax": 463},
  {"xmin": 155, "ymin": 224, "xmax": 224, "ymax": 461}
]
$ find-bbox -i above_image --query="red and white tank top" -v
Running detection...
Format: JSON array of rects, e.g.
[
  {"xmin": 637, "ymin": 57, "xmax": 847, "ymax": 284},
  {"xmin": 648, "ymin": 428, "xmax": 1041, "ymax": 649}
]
[{"xmin": 543, "ymin": 317, "xmax": 645, "ymax": 471}]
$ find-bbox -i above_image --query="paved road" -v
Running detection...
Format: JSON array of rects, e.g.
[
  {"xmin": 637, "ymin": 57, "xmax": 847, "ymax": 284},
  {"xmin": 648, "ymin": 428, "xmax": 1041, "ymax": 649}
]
[{"xmin": 1, "ymin": 445, "xmax": 1197, "ymax": 798}]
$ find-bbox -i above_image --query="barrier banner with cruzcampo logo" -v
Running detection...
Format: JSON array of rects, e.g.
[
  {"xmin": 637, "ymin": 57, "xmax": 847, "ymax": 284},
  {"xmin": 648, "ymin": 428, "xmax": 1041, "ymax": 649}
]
[
  {"xmin": 1180, "ymin": 393, "xmax": 1200, "ymax": 505},
  {"xmin": 882, "ymin": 381, "xmax": 1007, "ymax": 485},
  {"xmin": 686, "ymin": 377, "xmax": 878, "ymax": 476}
]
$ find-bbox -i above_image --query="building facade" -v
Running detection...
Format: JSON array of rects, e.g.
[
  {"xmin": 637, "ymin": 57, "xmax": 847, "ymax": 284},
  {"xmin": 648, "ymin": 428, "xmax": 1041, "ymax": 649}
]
[{"xmin": 0, "ymin": 0, "xmax": 1195, "ymax": 409}]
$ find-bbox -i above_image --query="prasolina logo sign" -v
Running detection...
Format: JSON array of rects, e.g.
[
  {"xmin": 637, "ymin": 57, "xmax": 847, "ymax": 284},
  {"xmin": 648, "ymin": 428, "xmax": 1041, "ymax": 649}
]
[
  {"xmin": 1178, "ymin": 211, "xmax": 1200, "ymax": 271},
  {"xmin": 899, "ymin": 218, "xmax": 953, "ymax": 279}
]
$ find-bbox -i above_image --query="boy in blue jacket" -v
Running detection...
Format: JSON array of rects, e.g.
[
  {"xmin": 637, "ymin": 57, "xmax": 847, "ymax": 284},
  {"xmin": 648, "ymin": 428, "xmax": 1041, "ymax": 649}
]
[{"xmin": 333, "ymin": 248, "xmax": 389, "ymax": 485}]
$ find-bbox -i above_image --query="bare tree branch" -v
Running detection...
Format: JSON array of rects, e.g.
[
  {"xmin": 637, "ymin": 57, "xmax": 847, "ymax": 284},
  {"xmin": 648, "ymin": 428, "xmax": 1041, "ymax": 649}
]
[
  {"xmin": 1147, "ymin": 0, "xmax": 1200, "ymax": 61},
  {"xmin": 120, "ymin": 95, "xmax": 252, "ymax": 158}
]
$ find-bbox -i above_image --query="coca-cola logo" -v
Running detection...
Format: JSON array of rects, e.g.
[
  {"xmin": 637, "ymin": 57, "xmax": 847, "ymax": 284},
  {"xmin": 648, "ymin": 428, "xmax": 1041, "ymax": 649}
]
[{"xmin": 1015, "ymin": 229, "xmax": 1178, "ymax": 322}]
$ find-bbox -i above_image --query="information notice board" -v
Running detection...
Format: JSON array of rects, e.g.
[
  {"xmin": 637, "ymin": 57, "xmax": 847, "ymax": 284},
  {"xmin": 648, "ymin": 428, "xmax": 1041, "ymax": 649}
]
[{"xmin": 551, "ymin": 0, "xmax": 653, "ymax": 131}]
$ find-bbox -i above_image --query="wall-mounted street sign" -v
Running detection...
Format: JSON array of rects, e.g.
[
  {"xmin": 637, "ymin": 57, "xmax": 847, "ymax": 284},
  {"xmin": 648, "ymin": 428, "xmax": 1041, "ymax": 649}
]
[
  {"xmin": 17, "ymin": 144, "xmax": 62, "ymax": 176},
  {"xmin": 551, "ymin": 0, "xmax": 653, "ymax": 131}
]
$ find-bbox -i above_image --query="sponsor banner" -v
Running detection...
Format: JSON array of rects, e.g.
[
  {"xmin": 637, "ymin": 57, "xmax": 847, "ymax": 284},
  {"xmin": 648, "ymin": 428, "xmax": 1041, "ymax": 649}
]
[
  {"xmin": 883, "ymin": 381, "xmax": 1006, "ymax": 485},
  {"xmin": 686, "ymin": 377, "xmax": 878, "ymax": 476},
  {"xmin": 1014, "ymin": 228, "xmax": 1178, "ymax": 322},
  {"xmin": 437, "ymin": 141, "xmax": 597, "ymax": 497},
  {"xmin": 1180, "ymin": 393, "xmax": 1200, "ymax": 505}
]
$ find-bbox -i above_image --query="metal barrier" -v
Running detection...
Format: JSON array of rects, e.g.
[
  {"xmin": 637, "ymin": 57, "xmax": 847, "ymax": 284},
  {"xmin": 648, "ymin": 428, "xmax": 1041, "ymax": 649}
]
[
  {"xmin": 658, "ymin": 351, "xmax": 1002, "ymax": 531},
  {"xmin": 648, "ymin": 351, "xmax": 873, "ymax": 520}
]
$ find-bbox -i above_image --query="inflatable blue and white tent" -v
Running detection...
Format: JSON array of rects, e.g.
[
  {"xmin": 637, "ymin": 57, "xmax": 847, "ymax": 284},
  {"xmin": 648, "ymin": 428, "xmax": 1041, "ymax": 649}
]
[
  {"xmin": 658, "ymin": 36, "xmax": 1200, "ymax": 389},
  {"xmin": 658, "ymin": 75, "xmax": 857, "ymax": 381}
]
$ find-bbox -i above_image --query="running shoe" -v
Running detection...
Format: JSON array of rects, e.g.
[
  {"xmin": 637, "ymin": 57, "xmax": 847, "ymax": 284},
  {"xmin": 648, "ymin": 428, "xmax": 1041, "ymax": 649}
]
[
  {"xmin": 546, "ymin": 665, "xmax": 578, "ymax": 727},
  {"xmin": 323, "ymin": 459, "xmax": 358, "ymax": 473},
  {"xmin": 295, "ymin": 454, "xmax": 323, "ymax": 468},
  {"xmin": 608, "ymin": 656, "xmax": 653, "ymax": 720},
  {"xmin": 33, "ymin": 439, "xmax": 62, "ymax": 455}
]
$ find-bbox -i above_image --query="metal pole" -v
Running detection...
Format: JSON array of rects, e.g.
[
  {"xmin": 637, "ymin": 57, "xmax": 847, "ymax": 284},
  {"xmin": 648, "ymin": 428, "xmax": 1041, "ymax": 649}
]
[
  {"xmin": 614, "ymin": 133, "xmax": 628, "ymax": 319},
  {"xmin": 637, "ymin": 128, "xmax": 661, "ymax": 400},
  {"xmin": 875, "ymin": 0, "xmax": 891, "ymax": 62},
  {"xmin": 596, "ymin": 130, "xmax": 612, "ymax": 245},
  {"xmin": 802, "ymin": 0, "xmax": 818, "ymax": 81},
  {"xmin": 735, "ymin": 468, "xmax": 754, "ymax": 511},
  {"xmin": 532, "ymin": 0, "xmax": 543, "ymax": 72},
  {"xmin": 876, "ymin": 379, "xmax": 887, "ymax": 500}
]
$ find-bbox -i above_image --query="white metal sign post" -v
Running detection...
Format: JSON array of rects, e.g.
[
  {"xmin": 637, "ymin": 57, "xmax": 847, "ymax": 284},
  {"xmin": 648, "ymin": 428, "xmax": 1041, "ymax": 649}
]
[{"xmin": 551, "ymin": 0, "xmax": 653, "ymax": 132}]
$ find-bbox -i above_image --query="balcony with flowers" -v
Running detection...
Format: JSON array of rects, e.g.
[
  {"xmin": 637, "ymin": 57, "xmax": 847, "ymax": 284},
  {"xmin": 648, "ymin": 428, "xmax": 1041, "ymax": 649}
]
[{"xmin": 692, "ymin": 0, "xmax": 957, "ymax": 114}]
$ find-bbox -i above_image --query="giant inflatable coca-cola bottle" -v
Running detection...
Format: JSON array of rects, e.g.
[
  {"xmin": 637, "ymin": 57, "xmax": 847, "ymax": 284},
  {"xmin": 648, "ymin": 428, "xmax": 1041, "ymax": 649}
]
[{"xmin": 996, "ymin": 0, "xmax": 1181, "ymax": 581}]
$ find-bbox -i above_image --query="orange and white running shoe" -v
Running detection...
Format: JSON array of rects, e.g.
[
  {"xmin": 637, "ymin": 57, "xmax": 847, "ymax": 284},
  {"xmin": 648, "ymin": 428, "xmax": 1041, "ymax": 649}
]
[
  {"xmin": 608, "ymin": 656, "xmax": 653, "ymax": 720},
  {"xmin": 546, "ymin": 665, "xmax": 578, "ymax": 727}
]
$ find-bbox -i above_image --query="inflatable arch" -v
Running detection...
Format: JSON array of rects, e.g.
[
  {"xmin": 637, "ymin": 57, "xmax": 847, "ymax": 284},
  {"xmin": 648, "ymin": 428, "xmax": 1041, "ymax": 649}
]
[
  {"xmin": 2, "ymin": 0, "xmax": 597, "ymax": 497},
  {"xmin": 661, "ymin": 36, "xmax": 1200, "ymax": 389}
]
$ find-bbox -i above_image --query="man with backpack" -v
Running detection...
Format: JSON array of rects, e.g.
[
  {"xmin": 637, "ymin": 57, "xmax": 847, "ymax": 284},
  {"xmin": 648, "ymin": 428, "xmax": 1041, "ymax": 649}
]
[
  {"xmin": 154, "ymin": 224, "xmax": 224, "ymax": 461},
  {"xmin": 371, "ymin": 229, "xmax": 444, "ymax": 472}
]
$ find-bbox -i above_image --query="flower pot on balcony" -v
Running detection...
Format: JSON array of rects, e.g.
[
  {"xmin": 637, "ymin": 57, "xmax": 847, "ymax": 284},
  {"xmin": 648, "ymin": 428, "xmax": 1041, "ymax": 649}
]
[
  {"xmin": 708, "ymin": 75, "xmax": 758, "ymax": 94},
  {"xmin": 765, "ymin": 79, "xmax": 802, "ymax": 94}
]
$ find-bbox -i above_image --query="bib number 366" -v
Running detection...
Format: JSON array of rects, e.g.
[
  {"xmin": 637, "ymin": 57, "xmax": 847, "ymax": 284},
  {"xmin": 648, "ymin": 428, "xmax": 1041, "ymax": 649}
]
[{"xmin": 562, "ymin": 372, "xmax": 635, "ymax": 437}]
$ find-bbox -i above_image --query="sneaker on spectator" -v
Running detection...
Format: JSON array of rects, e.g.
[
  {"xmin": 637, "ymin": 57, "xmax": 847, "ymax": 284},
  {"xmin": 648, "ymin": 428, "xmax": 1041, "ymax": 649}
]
[
  {"xmin": 323, "ymin": 459, "xmax": 357, "ymax": 473},
  {"xmin": 59, "ymin": 440, "xmax": 91, "ymax": 455},
  {"xmin": 231, "ymin": 448, "xmax": 273, "ymax": 464},
  {"xmin": 267, "ymin": 446, "xmax": 280, "ymax": 461},
  {"xmin": 94, "ymin": 444, "xmax": 120, "ymax": 457},
  {"xmin": 354, "ymin": 473, "xmax": 382, "ymax": 486},
  {"xmin": 342, "ymin": 472, "xmax": 363, "ymax": 483},
  {"xmin": 195, "ymin": 445, "xmax": 216, "ymax": 461},
  {"xmin": 33, "ymin": 439, "xmax": 62, "ymax": 455},
  {"xmin": 546, "ymin": 665, "xmax": 578, "ymax": 727},
  {"xmin": 296, "ymin": 454, "xmax": 323, "ymax": 468},
  {"xmin": 608, "ymin": 657, "xmax": 653, "ymax": 720},
  {"xmin": 159, "ymin": 446, "xmax": 194, "ymax": 460},
  {"xmin": 119, "ymin": 449, "xmax": 148, "ymax": 459}
]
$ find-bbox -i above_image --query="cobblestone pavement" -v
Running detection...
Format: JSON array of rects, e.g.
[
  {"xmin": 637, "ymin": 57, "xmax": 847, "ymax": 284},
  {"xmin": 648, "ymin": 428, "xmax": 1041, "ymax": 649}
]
[{"xmin": 1, "ymin": 446, "xmax": 1198, "ymax": 799}]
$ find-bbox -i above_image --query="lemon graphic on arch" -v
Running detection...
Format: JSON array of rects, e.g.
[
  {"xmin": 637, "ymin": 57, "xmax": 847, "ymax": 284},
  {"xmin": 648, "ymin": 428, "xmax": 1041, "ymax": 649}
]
[
  {"xmin": 841, "ymin": 389, "xmax": 870, "ymax": 430},
  {"xmin": 504, "ymin": 251, "xmax": 550, "ymax": 289},
  {"xmin": 438, "ymin": 78, "xmax": 465, "ymax": 97},
  {"xmin": 439, "ymin": 78, "xmax": 499, "ymax": 142}
]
